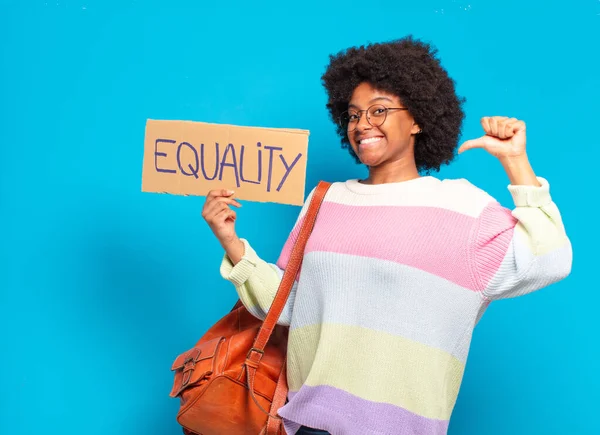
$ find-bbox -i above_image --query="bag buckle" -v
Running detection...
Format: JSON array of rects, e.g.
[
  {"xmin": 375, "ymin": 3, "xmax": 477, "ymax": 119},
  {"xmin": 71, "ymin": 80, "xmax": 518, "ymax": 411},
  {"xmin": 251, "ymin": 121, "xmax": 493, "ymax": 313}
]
[
  {"xmin": 246, "ymin": 347, "xmax": 264, "ymax": 359},
  {"xmin": 181, "ymin": 351, "xmax": 200, "ymax": 387}
]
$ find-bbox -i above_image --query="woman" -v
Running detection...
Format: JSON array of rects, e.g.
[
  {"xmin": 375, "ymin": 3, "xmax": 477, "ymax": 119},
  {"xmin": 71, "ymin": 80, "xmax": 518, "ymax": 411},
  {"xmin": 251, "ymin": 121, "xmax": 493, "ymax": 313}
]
[{"xmin": 201, "ymin": 36, "xmax": 572, "ymax": 435}]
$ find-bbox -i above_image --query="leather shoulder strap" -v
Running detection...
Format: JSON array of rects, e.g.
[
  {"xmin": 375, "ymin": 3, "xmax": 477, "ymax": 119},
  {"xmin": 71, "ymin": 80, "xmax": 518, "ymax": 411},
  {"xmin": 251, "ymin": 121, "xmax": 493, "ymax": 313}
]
[
  {"xmin": 249, "ymin": 181, "xmax": 331, "ymax": 354},
  {"xmin": 245, "ymin": 181, "xmax": 331, "ymax": 423}
]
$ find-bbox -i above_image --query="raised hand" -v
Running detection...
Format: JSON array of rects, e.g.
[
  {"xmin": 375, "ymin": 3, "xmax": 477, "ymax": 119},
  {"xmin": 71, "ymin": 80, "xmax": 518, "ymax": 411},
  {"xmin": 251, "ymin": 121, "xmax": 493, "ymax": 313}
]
[
  {"xmin": 458, "ymin": 116, "xmax": 527, "ymax": 161},
  {"xmin": 201, "ymin": 189, "xmax": 242, "ymax": 247}
]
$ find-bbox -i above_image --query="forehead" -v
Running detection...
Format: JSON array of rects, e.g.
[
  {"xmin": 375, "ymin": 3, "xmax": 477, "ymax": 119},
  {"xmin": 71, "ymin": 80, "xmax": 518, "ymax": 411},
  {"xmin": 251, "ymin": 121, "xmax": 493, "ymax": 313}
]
[{"xmin": 348, "ymin": 82, "xmax": 401, "ymax": 108}]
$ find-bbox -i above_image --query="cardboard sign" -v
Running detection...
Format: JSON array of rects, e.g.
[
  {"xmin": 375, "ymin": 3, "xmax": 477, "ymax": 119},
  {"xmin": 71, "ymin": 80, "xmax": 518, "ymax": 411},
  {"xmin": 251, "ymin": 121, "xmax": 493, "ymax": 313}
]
[{"xmin": 142, "ymin": 119, "xmax": 309, "ymax": 206}]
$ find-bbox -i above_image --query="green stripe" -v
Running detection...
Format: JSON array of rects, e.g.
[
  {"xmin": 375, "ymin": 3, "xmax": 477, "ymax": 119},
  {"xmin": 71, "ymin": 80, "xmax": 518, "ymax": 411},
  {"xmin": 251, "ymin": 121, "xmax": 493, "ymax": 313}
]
[{"xmin": 287, "ymin": 323, "xmax": 465, "ymax": 420}]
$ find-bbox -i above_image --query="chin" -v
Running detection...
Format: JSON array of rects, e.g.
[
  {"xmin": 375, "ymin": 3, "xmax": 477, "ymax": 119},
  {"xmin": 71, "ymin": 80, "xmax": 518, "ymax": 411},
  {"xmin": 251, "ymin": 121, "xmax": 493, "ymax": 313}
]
[{"xmin": 357, "ymin": 152, "xmax": 384, "ymax": 167}]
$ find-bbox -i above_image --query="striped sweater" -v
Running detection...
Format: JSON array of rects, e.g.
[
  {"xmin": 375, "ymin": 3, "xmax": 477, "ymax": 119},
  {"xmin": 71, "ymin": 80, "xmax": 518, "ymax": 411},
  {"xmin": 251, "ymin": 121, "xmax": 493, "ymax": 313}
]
[{"xmin": 220, "ymin": 175, "xmax": 572, "ymax": 435}]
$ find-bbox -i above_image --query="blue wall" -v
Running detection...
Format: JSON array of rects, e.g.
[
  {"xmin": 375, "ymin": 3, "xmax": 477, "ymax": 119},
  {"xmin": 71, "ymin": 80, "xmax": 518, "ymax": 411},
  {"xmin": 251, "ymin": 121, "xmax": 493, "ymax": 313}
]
[{"xmin": 1, "ymin": 1, "xmax": 598, "ymax": 434}]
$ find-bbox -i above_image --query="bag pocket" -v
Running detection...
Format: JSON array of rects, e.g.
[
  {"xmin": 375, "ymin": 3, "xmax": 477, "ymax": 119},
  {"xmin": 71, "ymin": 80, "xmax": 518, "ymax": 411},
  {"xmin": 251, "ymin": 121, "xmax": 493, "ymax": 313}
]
[{"xmin": 170, "ymin": 336, "xmax": 224, "ymax": 398}]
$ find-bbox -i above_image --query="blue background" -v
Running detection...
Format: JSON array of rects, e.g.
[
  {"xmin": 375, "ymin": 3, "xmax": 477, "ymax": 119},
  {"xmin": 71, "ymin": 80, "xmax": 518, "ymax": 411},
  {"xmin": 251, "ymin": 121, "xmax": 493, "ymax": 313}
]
[{"xmin": 1, "ymin": 1, "xmax": 598, "ymax": 434}]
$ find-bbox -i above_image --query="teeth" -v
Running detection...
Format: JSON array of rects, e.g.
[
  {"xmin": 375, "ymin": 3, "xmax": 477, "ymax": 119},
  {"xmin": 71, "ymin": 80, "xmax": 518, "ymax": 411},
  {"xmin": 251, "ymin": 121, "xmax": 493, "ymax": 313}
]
[{"xmin": 360, "ymin": 137, "xmax": 382, "ymax": 145}]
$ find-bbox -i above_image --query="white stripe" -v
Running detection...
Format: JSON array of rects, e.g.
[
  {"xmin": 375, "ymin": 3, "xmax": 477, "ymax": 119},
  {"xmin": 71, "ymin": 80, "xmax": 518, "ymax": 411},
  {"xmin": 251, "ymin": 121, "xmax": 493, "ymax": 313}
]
[
  {"xmin": 289, "ymin": 251, "xmax": 486, "ymax": 363},
  {"xmin": 307, "ymin": 178, "xmax": 496, "ymax": 218},
  {"xmin": 483, "ymin": 234, "xmax": 572, "ymax": 300}
]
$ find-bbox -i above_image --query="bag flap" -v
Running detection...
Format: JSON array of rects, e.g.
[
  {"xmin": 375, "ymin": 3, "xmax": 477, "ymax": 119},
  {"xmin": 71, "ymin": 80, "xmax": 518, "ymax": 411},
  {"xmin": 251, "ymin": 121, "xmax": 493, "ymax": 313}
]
[
  {"xmin": 171, "ymin": 336, "xmax": 222, "ymax": 371},
  {"xmin": 170, "ymin": 336, "xmax": 224, "ymax": 398}
]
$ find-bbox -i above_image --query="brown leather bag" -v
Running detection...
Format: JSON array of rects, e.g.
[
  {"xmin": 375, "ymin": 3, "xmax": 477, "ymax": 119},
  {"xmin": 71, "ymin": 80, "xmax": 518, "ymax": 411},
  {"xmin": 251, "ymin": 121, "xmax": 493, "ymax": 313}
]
[{"xmin": 170, "ymin": 181, "xmax": 331, "ymax": 435}]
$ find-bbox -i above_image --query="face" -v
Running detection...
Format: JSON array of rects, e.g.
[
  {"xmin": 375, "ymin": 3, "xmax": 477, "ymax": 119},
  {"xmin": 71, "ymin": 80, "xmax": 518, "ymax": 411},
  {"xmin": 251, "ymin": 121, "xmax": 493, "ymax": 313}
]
[{"xmin": 345, "ymin": 82, "xmax": 420, "ymax": 168}]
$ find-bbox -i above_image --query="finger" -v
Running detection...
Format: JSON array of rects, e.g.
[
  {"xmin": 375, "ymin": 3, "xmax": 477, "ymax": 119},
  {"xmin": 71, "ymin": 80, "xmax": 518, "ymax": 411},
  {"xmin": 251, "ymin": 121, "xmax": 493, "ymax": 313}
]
[
  {"xmin": 206, "ymin": 198, "xmax": 241, "ymax": 218},
  {"xmin": 204, "ymin": 201, "xmax": 230, "ymax": 221},
  {"xmin": 203, "ymin": 196, "xmax": 242, "ymax": 219},
  {"xmin": 207, "ymin": 189, "xmax": 235, "ymax": 199},
  {"xmin": 513, "ymin": 120, "xmax": 526, "ymax": 134},
  {"xmin": 494, "ymin": 116, "xmax": 511, "ymax": 137},
  {"xmin": 499, "ymin": 117, "xmax": 512, "ymax": 139},
  {"xmin": 488, "ymin": 117, "xmax": 499, "ymax": 137},
  {"xmin": 214, "ymin": 207, "xmax": 236, "ymax": 224},
  {"xmin": 202, "ymin": 197, "xmax": 223, "ymax": 218},
  {"xmin": 480, "ymin": 117, "xmax": 491, "ymax": 135},
  {"xmin": 214, "ymin": 197, "xmax": 242, "ymax": 208},
  {"xmin": 504, "ymin": 118, "xmax": 519, "ymax": 138},
  {"xmin": 225, "ymin": 197, "xmax": 242, "ymax": 208},
  {"xmin": 504, "ymin": 122, "xmax": 515, "ymax": 139},
  {"xmin": 498, "ymin": 119, "xmax": 510, "ymax": 139},
  {"xmin": 203, "ymin": 189, "xmax": 235, "ymax": 212},
  {"xmin": 224, "ymin": 209, "xmax": 237, "ymax": 223}
]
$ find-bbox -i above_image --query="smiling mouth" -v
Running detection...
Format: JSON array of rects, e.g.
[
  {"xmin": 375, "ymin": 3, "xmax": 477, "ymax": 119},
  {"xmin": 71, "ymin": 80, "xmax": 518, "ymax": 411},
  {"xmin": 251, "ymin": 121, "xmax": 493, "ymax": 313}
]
[{"xmin": 358, "ymin": 136, "xmax": 383, "ymax": 146}]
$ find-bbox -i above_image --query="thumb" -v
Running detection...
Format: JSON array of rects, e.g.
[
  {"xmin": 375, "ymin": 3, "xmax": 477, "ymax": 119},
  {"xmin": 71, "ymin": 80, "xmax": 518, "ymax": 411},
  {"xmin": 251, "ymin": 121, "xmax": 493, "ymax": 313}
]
[{"xmin": 457, "ymin": 136, "xmax": 489, "ymax": 154}]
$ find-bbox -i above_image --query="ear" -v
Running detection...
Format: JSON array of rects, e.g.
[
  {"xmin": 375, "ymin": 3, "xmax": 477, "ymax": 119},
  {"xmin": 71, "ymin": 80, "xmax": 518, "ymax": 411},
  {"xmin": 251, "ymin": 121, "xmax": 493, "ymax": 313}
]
[{"xmin": 411, "ymin": 122, "xmax": 422, "ymax": 135}]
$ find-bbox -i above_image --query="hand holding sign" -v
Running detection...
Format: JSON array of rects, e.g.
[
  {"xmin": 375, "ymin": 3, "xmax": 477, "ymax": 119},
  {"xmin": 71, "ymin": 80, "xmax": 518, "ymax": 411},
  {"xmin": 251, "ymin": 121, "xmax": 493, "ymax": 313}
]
[{"xmin": 201, "ymin": 189, "xmax": 241, "ymax": 245}]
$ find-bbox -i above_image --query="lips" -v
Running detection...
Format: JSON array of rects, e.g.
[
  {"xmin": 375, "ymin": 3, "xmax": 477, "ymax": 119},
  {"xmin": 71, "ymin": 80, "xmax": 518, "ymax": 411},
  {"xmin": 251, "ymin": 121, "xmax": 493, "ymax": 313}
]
[
  {"xmin": 357, "ymin": 136, "xmax": 384, "ymax": 149},
  {"xmin": 359, "ymin": 136, "xmax": 383, "ymax": 144}
]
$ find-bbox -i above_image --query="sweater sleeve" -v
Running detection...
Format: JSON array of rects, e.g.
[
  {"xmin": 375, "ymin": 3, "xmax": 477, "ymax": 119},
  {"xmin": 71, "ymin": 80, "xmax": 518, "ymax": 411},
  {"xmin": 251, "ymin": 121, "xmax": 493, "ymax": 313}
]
[
  {"xmin": 470, "ymin": 177, "xmax": 572, "ymax": 300},
  {"xmin": 219, "ymin": 187, "xmax": 316, "ymax": 325}
]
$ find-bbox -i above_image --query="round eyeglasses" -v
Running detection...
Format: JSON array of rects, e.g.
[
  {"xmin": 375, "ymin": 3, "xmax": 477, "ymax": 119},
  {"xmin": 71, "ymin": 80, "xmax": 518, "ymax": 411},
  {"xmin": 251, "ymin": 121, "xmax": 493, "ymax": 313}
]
[{"xmin": 339, "ymin": 104, "xmax": 409, "ymax": 132}]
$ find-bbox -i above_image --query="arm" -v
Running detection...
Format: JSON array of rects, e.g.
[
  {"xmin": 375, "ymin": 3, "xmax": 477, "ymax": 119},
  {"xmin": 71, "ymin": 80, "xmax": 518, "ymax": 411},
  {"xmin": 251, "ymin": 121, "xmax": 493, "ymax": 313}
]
[
  {"xmin": 459, "ymin": 117, "xmax": 572, "ymax": 300},
  {"xmin": 219, "ymin": 188, "xmax": 317, "ymax": 325},
  {"xmin": 470, "ymin": 176, "xmax": 572, "ymax": 300},
  {"xmin": 220, "ymin": 239, "xmax": 297, "ymax": 325}
]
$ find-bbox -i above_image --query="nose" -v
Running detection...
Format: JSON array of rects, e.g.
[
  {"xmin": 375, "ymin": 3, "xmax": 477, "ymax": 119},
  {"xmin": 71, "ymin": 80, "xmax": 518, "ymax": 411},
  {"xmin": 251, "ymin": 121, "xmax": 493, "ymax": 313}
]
[{"xmin": 355, "ymin": 112, "xmax": 372, "ymax": 133}]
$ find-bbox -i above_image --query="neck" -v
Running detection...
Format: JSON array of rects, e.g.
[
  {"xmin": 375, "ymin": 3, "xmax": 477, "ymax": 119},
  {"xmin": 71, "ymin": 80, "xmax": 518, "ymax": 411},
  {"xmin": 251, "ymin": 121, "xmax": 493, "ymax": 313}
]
[{"xmin": 361, "ymin": 157, "xmax": 420, "ymax": 185}]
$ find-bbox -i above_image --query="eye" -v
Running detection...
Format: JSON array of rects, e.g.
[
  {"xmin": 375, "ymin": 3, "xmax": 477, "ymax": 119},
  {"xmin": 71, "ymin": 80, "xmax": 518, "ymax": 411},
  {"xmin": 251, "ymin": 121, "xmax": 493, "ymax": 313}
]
[
  {"xmin": 348, "ymin": 113, "xmax": 360, "ymax": 121},
  {"xmin": 372, "ymin": 108, "xmax": 386, "ymax": 116}
]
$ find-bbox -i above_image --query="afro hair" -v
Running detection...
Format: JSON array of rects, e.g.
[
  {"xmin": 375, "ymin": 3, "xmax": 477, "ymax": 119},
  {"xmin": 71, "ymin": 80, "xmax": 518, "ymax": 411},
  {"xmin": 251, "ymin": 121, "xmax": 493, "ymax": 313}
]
[{"xmin": 321, "ymin": 35, "xmax": 466, "ymax": 173}]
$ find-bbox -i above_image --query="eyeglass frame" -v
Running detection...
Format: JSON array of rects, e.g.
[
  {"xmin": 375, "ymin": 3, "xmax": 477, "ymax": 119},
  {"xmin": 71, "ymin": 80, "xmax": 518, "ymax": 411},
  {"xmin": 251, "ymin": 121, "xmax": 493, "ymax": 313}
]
[{"xmin": 339, "ymin": 104, "xmax": 410, "ymax": 132}]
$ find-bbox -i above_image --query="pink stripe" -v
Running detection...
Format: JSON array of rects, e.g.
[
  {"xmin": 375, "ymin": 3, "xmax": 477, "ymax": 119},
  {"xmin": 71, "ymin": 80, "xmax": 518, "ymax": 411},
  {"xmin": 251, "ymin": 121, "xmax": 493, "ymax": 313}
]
[
  {"xmin": 276, "ymin": 214, "xmax": 308, "ymax": 281},
  {"xmin": 277, "ymin": 201, "xmax": 517, "ymax": 291},
  {"xmin": 471, "ymin": 201, "xmax": 517, "ymax": 288}
]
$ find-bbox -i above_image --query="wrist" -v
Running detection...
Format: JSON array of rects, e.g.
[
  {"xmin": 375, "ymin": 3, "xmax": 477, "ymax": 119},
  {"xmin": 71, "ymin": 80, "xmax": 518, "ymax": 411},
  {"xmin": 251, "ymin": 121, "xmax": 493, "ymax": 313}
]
[
  {"xmin": 221, "ymin": 234, "xmax": 240, "ymax": 249},
  {"xmin": 499, "ymin": 153, "xmax": 528, "ymax": 166},
  {"xmin": 221, "ymin": 236, "xmax": 245, "ymax": 264},
  {"xmin": 499, "ymin": 154, "xmax": 541, "ymax": 186}
]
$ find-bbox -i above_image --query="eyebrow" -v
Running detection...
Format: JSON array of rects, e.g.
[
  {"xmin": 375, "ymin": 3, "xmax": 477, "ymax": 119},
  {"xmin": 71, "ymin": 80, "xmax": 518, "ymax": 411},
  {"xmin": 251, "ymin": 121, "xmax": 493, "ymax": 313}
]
[{"xmin": 348, "ymin": 96, "xmax": 395, "ymax": 109}]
